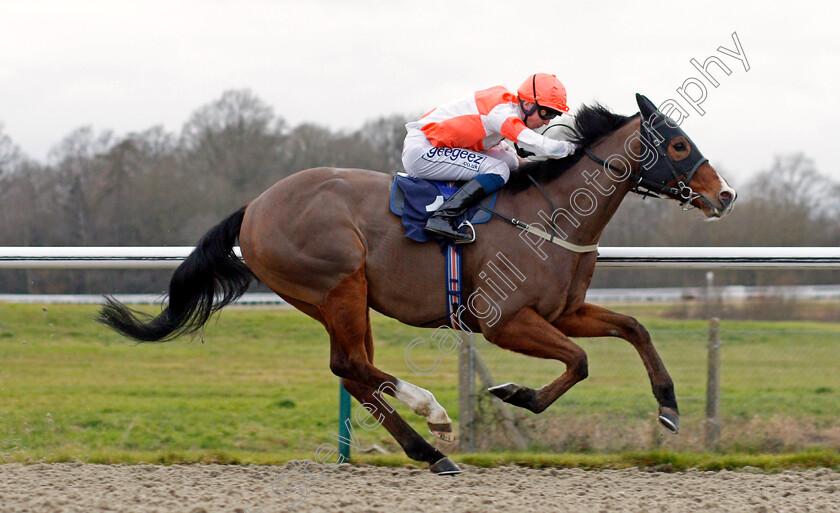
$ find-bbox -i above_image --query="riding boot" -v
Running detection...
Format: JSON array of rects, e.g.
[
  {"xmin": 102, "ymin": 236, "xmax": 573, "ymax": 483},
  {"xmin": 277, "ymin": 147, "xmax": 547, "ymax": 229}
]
[{"xmin": 424, "ymin": 178, "xmax": 489, "ymax": 243}]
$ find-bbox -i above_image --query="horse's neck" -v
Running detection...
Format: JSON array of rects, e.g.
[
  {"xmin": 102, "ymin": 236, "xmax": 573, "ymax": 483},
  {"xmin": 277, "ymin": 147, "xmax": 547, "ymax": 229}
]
[{"xmin": 539, "ymin": 121, "xmax": 640, "ymax": 245}]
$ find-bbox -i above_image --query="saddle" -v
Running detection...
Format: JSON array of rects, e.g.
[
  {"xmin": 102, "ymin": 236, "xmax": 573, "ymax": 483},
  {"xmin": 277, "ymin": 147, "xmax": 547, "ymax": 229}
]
[{"xmin": 390, "ymin": 174, "xmax": 496, "ymax": 243}]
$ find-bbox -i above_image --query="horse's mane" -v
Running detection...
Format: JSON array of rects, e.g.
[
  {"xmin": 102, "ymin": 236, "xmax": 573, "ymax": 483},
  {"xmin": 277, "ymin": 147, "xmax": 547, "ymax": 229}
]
[{"xmin": 503, "ymin": 103, "xmax": 637, "ymax": 194}]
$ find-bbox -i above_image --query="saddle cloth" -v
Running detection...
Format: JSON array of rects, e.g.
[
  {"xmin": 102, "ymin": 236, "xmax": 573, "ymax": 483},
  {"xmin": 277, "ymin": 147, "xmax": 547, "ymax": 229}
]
[{"xmin": 390, "ymin": 174, "xmax": 496, "ymax": 243}]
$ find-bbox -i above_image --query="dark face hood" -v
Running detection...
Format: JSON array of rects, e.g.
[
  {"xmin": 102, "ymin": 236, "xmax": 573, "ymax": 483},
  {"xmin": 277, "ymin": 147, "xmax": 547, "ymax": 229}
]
[{"xmin": 636, "ymin": 93, "xmax": 708, "ymax": 191}]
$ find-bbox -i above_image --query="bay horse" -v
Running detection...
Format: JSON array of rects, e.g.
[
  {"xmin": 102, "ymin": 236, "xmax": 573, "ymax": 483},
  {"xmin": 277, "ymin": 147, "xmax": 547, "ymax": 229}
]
[{"xmin": 99, "ymin": 94, "xmax": 736, "ymax": 474}]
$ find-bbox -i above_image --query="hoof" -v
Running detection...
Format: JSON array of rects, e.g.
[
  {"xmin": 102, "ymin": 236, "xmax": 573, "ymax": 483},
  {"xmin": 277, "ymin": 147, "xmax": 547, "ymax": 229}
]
[
  {"xmin": 658, "ymin": 406, "xmax": 680, "ymax": 434},
  {"xmin": 488, "ymin": 382, "xmax": 519, "ymax": 401},
  {"xmin": 430, "ymin": 456, "xmax": 461, "ymax": 475},
  {"xmin": 488, "ymin": 382, "xmax": 538, "ymax": 412},
  {"xmin": 428, "ymin": 422, "xmax": 455, "ymax": 442}
]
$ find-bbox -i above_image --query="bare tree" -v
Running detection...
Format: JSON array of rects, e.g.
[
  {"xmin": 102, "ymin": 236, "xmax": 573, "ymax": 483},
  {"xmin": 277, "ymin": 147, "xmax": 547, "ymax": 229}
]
[
  {"xmin": 181, "ymin": 89, "xmax": 283, "ymax": 195},
  {"xmin": 355, "ymin": 114, "xmax": 411, "ymax": 173},
  {"xmin": 0, "ymin": 123, "xmax": 22, "ymax": 175}
]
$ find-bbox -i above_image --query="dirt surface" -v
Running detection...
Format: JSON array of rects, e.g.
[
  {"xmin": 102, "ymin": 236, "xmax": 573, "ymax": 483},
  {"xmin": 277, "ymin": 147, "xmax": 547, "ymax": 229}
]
[{"xmin": 0, "ymin": 462, "xmax": 837, "ymax": 512}]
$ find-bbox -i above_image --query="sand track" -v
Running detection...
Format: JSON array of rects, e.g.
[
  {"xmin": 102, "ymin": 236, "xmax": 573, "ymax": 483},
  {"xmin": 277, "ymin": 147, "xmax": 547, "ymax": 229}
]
[{"xmin": 0, "ymin": 463, "xmax": 837, "ymax": 512}]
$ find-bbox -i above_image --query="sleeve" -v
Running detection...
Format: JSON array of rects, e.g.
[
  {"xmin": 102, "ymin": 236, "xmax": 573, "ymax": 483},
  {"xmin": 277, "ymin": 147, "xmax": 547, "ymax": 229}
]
[
  {"xmin": 515, "ymin": 129, "xmax": 573, "ymax": 157},
  {"xmin": 485, "ymin": 103, "xmax": 571, "ymax": 157}
]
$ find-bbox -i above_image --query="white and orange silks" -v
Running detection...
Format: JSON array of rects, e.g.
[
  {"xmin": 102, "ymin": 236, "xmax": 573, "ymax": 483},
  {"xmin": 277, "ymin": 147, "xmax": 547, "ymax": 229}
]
[{"xmin": 402, "ymin": 85, "xmax": 575, "ymax": 183}]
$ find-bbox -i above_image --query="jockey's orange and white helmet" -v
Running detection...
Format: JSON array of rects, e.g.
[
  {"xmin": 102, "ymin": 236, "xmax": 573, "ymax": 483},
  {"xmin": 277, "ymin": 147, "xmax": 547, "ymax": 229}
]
[{"xmin": 517, "ymin": 73, "xmax": 571, "ymax": 115}]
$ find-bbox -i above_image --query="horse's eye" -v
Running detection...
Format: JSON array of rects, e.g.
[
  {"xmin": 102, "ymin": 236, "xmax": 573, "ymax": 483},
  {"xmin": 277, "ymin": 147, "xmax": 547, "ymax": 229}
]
[{"xmin": 674, "ymin": 142, "xmax": 687, "ymax": 152}]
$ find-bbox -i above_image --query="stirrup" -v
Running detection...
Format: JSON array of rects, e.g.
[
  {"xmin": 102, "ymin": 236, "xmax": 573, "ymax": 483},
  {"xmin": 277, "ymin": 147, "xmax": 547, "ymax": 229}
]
[{"xmin": 454, "ymin": 220, "xmax": 476, "ymax": 244}]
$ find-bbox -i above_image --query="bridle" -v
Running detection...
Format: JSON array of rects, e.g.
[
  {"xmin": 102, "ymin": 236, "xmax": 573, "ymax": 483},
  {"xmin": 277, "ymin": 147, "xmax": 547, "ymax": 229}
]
[
  {"xmin": 582, "ymin": 146, "xmax": 702, "ymax": 207},
  {"xmin": 584, "ymin": 94, "xmax": 711, "ymax": 208}
]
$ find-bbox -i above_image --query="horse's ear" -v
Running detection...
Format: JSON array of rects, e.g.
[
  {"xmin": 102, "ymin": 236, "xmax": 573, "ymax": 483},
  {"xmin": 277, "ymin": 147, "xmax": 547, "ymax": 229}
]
[{"xmin": 635, "ymin": 93, "xmax": 658, "ymax": 119}]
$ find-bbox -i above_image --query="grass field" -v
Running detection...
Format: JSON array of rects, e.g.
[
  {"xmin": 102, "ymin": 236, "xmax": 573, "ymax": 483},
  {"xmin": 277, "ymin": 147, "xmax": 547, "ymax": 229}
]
[{"xmin": 1, "ymin": 302, "xmax": 838, "ymax": 469}]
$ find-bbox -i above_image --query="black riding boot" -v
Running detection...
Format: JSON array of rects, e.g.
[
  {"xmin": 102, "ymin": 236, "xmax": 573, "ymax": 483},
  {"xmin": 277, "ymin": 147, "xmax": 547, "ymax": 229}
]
[{"xmin": 424, "ymin": 178, "xmax": 489, "ymax": 243}]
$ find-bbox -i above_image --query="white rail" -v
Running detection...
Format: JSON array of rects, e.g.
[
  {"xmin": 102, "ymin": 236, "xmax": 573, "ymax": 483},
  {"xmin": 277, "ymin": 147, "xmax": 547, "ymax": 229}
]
[
  {"xmin": 594, "ymin": 247, "xmax": 840, "ymax": 269},
  {"xmin": 0, "ymin": 247, "xmax": 234, "ymax": 269},
  {"xmin": 2, "ymin": 247, "xmax": 840, "ymax": 270},
  {"xmin": 5, "ymin": 285, "xmax": 840, "ymax": 305}
]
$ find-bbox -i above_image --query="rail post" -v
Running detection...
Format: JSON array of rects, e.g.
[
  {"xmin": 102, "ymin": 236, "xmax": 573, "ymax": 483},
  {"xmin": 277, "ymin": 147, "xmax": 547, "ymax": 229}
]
[
  {"xmin": 338, "ymin": 382, "xmax": 352, "ymax": 461},
  {"xmin": 704, "ymin": 317, "xmax": 722, "ymax": 447},
  {"xmin": 458, "ymin": 332, "xmax": 475, "ymax": 452}
]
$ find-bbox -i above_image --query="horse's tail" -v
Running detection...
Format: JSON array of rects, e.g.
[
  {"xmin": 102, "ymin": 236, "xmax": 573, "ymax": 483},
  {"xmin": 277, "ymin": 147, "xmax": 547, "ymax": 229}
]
[{"xmin": 97, "ymin": 206, "xmax": 253, "ymax": 342}]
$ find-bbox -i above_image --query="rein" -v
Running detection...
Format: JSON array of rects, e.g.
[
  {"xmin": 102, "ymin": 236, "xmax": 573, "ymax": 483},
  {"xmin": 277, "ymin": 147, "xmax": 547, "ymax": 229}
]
[
  {"xmin": 477, "ymin": 204, "xmax": 599, "ymax": 254},
  {"xmin": 524, "ymin": 172, "xmax": 565, "ymax": 242}
]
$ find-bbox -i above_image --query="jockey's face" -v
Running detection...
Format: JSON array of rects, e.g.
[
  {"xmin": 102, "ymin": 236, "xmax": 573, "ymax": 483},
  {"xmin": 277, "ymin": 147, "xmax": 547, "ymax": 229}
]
[{"xmin": 521, "ymin": 102, "xmax": 552, "ymax": 129}]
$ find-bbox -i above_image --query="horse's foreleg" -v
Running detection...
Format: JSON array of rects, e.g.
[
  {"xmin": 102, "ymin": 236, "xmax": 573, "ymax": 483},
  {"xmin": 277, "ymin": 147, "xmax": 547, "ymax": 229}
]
[
  {"xmin": 487, "ymin": 307, "xmax": 589, "ymax": 414},
  {"xmin": 321, "ymin": 268, "xmax": 454, "ymax": 443},
  {"xmin": 553, "ymin": 302, "xmax": 679, "ymax": 433}
]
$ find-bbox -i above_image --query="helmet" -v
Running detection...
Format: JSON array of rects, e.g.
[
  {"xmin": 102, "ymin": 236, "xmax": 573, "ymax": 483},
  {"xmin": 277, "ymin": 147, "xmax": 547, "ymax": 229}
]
[{"xmin": 517, "ymin": 73, "xmax": 570, "ymax": 115}]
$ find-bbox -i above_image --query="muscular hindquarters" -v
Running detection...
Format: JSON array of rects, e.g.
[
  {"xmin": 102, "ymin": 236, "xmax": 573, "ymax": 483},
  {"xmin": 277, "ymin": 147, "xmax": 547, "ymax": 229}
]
[
  {"xmin": 239, "ymin": 168, "xmax": 448, "ymax": 324},
  {"xmin": 240, "ymin": 168, "xmax": 372, "ymax": 304}
]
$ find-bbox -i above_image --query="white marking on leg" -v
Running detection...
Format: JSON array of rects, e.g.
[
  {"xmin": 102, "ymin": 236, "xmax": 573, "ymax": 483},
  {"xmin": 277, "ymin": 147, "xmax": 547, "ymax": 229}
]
[{"xmin": 395, "ymin": 379, "xmax": 451, "ymax": 425}]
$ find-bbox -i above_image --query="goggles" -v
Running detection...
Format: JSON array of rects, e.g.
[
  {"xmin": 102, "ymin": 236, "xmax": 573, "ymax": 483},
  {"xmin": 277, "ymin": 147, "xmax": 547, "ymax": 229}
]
[{"xmin": 538, "ymin": 106, "xmax": 561, "ymax": 120}]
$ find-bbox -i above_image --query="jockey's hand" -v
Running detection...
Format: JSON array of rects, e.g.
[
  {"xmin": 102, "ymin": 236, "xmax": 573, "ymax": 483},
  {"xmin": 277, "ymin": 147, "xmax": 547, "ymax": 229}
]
[{"xmin": 546, "ymin": 140, "xmax": 577, "ymax": 158}]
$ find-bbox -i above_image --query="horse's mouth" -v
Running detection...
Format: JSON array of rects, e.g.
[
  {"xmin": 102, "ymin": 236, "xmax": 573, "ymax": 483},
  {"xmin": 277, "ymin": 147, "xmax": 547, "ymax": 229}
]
[
  {"xmin": 700, "ymin": 201, "xmax": 732, "ymax": 221},
  {"xmin": 696, "ymin": 195, "xmax": 734, "ymax": 220}
]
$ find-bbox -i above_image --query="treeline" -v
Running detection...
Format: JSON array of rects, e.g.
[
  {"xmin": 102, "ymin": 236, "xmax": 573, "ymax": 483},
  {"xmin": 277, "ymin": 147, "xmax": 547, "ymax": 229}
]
[
  {"xmin": 0, "ymin": 90, "xmax": 409, "ymax": 293},
  {"xmin": 0, "ymin": 89, "xmax": 838, "ymax": 293}
]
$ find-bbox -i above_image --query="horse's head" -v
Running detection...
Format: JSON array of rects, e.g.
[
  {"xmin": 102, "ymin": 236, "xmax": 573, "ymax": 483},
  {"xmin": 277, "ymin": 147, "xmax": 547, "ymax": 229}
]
[{"xmin": 635, "ymin": 94, "xmax": 736, "ymax": 219}]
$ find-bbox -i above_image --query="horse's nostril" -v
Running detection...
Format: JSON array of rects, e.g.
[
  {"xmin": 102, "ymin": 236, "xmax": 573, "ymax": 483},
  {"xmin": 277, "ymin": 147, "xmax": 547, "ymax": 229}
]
[{"xmin": 719, "ymin": 190, "xmax": 734, "ymax": 206}]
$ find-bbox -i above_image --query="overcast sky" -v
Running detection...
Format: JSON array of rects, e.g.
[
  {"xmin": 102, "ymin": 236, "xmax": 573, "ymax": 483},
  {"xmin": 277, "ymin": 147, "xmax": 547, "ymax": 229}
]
[{"xmin": 1, "ymin": 0, "xmax": 838, "ymax": 186}]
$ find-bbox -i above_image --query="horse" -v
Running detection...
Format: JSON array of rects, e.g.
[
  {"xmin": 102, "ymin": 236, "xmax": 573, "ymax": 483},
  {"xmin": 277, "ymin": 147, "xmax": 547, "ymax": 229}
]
[{"xmin": 98, "ymin": 94, "xmax": 737, "ymax": 474}]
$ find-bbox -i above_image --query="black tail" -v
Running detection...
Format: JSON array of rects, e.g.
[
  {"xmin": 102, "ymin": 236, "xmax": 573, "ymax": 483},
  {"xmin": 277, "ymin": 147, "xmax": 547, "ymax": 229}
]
[{"xmin": 98, "ymin": 206, "xmax": 254, "ymax": 342}]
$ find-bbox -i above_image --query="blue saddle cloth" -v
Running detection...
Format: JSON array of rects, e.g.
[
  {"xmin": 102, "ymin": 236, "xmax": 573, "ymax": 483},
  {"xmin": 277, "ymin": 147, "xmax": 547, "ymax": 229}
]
[{"xmin": 390, "ymin": 174, "xmax": 496, "ymax": 242}]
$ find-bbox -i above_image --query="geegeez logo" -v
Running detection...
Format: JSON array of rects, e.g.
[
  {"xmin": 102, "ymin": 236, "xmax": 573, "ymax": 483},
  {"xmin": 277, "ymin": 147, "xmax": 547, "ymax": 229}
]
[{"xmin": 425, "ymin": 148, "xmax": 486, "ymax": 171}]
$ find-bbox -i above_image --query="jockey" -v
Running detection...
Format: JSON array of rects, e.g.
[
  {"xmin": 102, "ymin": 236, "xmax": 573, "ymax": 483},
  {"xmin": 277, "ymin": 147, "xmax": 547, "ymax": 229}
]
[{"xmin": 402, "ymin": 73, "xmax": 577, "ymax": 242}]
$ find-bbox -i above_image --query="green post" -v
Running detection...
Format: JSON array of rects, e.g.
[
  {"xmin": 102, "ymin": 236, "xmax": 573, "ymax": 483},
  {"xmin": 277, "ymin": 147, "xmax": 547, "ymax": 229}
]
[{"xmin": 338, "ymin": 381, "xmax": 352, "ymax": 461}]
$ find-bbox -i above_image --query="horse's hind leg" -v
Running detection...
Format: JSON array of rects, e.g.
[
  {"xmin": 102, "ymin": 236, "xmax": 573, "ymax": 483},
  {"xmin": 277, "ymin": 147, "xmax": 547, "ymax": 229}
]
[
  {"xmin": 341, "ymin": 379, "xmax": 460, "ymax": 475},
  {"xmin": 486, "ymin": 307, "xmax": 590, "ymax": 414},
  {"xmin": 338, "ymin": 302, "xmax": 459, "ymax": 473},
  {"xmin": 553, "ymin": 302, "xmax": 679, "ymax": 433},
  {"xmin": 321, "ymin": 267, "xmax": 455, "ymax": 445}
]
